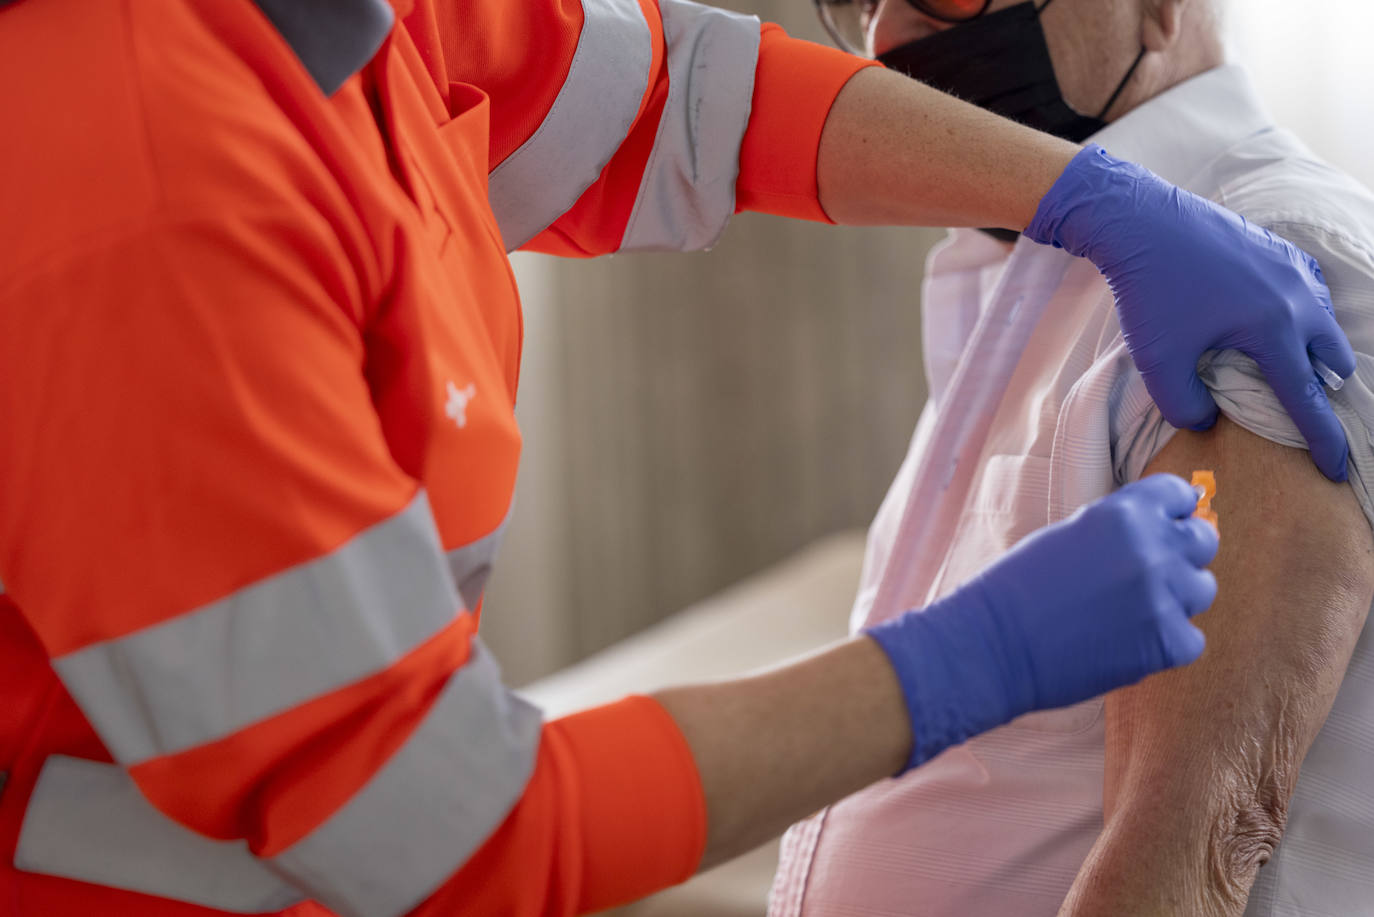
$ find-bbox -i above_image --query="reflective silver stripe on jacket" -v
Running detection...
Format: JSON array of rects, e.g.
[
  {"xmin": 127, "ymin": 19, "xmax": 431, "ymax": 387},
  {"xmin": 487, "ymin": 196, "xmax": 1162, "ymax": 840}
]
[
  {"xmin": 54, "ymin": 491, "xmax": 460, "ymax": 765},
  {"xmin": 447, "ymin": 513, "xmax": 509, "ymax": 611},
  {"xmin": 487, "ymin": 0, "xmax": 653, "ymax": 251},
  {"xmin": 273, "ymin": 642, "xmax": 541, "ymax": 917},
  {"xmin": 15, "ymin": 642, "xmax": 542, "ymax": 917},
  {"xmin": 16, "ymin": 756, "xmax": 305, "ymax": 913},
  {"xmin": 618, "ymin": 0, "xmax": 760, "ymax": 252}
]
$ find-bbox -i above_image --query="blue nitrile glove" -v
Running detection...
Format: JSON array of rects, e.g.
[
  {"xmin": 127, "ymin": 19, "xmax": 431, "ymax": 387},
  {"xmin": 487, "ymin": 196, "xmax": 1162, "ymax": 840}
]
[
  {"xmin": 1026, "ymin": 145, "xmax": 1356, "ymax": 482},
  {"xmin": 866, "ymin": 474, "xmax": 1218, "ymax": 774}
]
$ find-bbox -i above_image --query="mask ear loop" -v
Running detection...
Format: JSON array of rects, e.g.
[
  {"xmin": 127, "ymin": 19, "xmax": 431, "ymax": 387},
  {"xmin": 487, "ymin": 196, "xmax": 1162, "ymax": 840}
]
[
  {"xmin": 1035, "ymin": 0, "xmax": 1147, "ymax": 121},
  {"xmin": 1095, "ymin": 45, "xmax": 1148, "ymax": 120}
]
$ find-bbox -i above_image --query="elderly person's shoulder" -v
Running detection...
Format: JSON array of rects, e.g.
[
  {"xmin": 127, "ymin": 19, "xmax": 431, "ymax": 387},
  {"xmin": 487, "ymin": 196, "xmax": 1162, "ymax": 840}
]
[{"xmin": 1209, "ymin": 127, "xmax": 1374, "ymax": 286}]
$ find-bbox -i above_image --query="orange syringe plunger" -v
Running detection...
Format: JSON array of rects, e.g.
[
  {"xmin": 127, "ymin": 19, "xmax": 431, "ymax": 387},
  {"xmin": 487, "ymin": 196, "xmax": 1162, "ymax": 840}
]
[{"xmin": 1192, "ymin": 469, "xmax": 1218, "ymax": 532}]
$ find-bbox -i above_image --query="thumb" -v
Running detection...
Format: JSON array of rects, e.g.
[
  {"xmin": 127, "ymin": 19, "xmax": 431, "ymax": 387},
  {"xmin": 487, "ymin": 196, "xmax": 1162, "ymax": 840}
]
[{"xmin": 1148, "ymin": 369, "xmax": 1220, "ymax": 432}]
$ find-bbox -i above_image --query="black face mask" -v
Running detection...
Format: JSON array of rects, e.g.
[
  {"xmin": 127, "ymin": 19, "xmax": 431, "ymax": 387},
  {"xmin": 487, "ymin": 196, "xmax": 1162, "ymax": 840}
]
[{"xmin": 878, "ymin": 0, "xmax": 1145, "ymax": 240}]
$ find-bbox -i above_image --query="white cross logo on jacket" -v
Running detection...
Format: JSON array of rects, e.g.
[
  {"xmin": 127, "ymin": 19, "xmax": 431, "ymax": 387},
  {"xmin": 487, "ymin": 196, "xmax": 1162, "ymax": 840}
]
[{"xmin": 445, "ymin": 381, "xmax": 477, "ymax": 429}]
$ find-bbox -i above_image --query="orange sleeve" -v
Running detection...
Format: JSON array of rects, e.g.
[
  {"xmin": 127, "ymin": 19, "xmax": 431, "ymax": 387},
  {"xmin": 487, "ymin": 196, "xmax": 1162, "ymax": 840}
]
[
  {"xmin": 409, "ymin": 2, "xmax": 874, "ymax": 256},
  {"xmin": 736, "ymin": 25, "xmax": 880, "ymax": 223},
  {"xmin": 527, "ymin": 23, "xmax": 875, "ymax": 255},
  {"xmin": 420, "ymin": 696, "xmax": 708, "ymax": 916}
]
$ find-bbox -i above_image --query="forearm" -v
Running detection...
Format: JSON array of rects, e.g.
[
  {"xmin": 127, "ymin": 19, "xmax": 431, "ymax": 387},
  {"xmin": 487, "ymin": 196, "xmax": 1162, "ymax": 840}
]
[
  {"xmin": 817, "ymin": 66, "xmax": 1078, "ymax": 230},
  {"xmin": 655, "ymin": 636, "xmax": 910, "ymax": 868},
  {"xmin": 1059, "ymin": 419, "xmax": 1374, "ymax": 916}
]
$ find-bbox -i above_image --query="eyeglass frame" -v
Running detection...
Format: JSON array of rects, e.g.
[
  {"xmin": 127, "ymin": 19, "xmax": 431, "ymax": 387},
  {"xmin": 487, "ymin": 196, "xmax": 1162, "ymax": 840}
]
[
  {"xmin": 817, "ymin": 0, "xmax": 995, "ymax": 25},
  {"xmin": 812, "ymin": 0, "xmax": 996, "ymax": 55}
]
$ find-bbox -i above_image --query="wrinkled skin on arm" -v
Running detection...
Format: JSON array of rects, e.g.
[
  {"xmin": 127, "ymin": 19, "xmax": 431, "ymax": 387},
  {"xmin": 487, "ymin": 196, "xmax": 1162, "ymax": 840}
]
[{"xmin": 1058, "ymin": 417, "xmax": 1374, "ymax": 917}]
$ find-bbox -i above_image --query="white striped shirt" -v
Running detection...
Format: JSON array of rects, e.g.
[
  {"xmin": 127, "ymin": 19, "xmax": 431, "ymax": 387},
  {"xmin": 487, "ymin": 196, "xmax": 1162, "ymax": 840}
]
[{"xmin": 770, "ymin": 64, "xmax": 1374, "ymax": 917}]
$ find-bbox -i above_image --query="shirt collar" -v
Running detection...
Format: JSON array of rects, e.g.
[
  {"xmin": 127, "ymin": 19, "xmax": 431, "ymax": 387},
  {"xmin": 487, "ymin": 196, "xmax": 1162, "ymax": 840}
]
[{"xmin": 1086, "ymin": 64, "xmax": 1274, "ymax": 194}]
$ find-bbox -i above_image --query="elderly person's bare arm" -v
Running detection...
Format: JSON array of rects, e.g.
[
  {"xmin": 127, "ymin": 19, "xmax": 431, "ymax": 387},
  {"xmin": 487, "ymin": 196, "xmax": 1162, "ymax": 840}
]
[{"xmin": 1058, "ymin": 417, "xmax": 1374, "ymax": 916}]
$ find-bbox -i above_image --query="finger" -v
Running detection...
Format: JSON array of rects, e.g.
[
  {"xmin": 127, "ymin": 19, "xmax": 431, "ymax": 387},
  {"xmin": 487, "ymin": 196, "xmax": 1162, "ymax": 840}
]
[
  {"xmin": 1257, "ymin": 345, "xmax": 1350, "ymax": 482},
  {"xmin": 1310, "ymin": 324, "xmax": 1357, "ymax": 382},
  {"xmin": 1172, "ymin": 516, "xmax": 1220, "ymax": 567},
  {"xmin": 1169, "ymin": 564, "xmax": 1218, "ymax": 618},
  {"xmin": 1301, "ymin": 253, "xmax": 1356, "ymax": 378},
  {"xmin": 1126, "ymin": 473, "xmax": 1204, "ymax": 520},
  {"xmin": 1148, "ymin": 369, "xmax": 1220, "ymax": 432},
  {"xmin": 1158, "ymin": 617, "xmax": 1207, "ymax": 668}
]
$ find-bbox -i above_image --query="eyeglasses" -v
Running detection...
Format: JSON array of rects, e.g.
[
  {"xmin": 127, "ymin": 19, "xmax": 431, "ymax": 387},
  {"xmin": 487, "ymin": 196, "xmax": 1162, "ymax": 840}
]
[{"xmin": 813, "ymin": 0, "xmax": 995, "ymax": 55}]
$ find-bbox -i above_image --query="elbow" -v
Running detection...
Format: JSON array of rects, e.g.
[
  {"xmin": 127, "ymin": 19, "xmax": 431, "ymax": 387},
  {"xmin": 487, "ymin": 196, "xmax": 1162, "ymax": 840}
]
[
  {"xmin": 1205, "ymin": 724, "xmax": 1298, "ymax": 905},
  {"xmin": 1207, "ymin": 794, "xmax": 1285, "ymax": 904}
]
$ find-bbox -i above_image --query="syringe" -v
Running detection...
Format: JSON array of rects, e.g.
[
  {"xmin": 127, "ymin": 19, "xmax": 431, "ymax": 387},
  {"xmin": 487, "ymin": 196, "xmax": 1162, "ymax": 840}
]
[{"xmin": 1314, "ymin": 358, "xmax": 1346, "ymax": 392}]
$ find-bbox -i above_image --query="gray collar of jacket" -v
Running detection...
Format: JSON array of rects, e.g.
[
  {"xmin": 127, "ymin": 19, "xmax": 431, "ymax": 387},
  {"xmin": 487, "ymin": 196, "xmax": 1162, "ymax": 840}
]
[{"xmin": 254, "ymin": 0, "xmax": 394, "ymax": 96}]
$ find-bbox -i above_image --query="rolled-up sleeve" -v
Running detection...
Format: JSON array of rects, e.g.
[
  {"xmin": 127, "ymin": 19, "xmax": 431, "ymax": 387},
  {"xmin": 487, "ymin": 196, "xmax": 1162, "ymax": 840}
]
[
  {"xmin": 1112, "ymin": 219, "xmax": 1374, "ymax": 530},
  {"xmin": 734, "ymin": 23, "xmax": 879, "ymax": 223}
]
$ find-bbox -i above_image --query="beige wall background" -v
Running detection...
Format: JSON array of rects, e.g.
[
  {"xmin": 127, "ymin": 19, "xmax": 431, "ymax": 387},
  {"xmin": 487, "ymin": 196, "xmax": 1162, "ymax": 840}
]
[
  {"xmin": 484, "ymin": 215, "xmax": 944, "ymax": 687},
  {"xmin": 1227, "ymin": 0, "xmax": 1374, "ymax": 191},
  {"xmin": 481, "ymin": 0, "xmax": 1374, "ymax": 687}
]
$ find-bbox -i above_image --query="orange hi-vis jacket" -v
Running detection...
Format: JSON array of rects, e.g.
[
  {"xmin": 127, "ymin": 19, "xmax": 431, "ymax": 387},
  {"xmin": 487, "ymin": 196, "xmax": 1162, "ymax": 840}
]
[{"xmin": 0, "ymin": 1, "xmax": 874, "ymax": 914}]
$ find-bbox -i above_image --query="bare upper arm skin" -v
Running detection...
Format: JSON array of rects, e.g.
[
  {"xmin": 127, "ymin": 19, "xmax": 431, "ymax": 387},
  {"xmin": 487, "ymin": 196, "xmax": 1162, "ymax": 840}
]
[{"xmin": 1058, "ymin": 416, "xmax": 1374, "ymax": 917}]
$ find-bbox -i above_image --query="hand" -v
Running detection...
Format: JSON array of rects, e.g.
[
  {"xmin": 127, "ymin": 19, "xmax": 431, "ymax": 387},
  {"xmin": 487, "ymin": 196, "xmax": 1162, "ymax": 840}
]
[
  {"xmin": 865, "ymin": 475, "xmax": 1218, "ymax": 773},
  {"xmin": 1026, "ymin": 145, "xmax": 1356, "ymax": 482}
]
